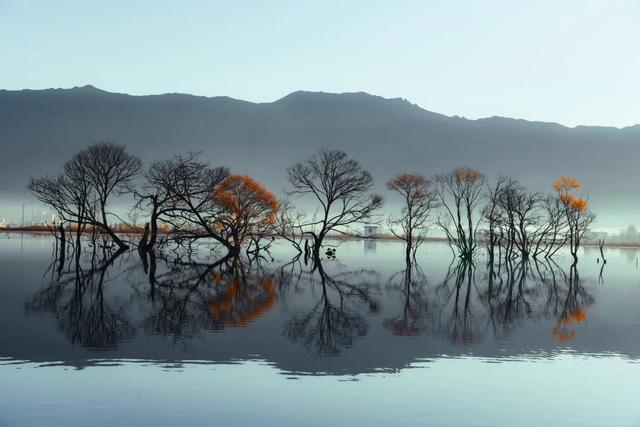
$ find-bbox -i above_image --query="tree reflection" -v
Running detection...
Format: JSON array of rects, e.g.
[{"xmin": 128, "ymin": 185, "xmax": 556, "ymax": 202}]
[
  {"xmin": 27, "ymin": 238, "xmax": 598, "ymax": 362},
  {"xmin": 448, "ymin": 259, "xmax": 481, "ymax": 344},
  {"xmin": 551, "ymin": 264, "xmax": 592, "ymax": 343},
  {"xmin": 138, "ymin": 251, "xmax": 278, "ymax": 344},
  {"xmin": 27, "ymin": 246, "xmax": 135, "ymax": 349},
  {"xmin": 285, "ymin": 259, "xmax": 379, "ymax": 356},
  {"xmin": 382, "ymin": 254, "xmax": 595, "ymax": 347},
  {"xmin": 383, "ymin": 259, "xmax": 431, "ymax": 336}
]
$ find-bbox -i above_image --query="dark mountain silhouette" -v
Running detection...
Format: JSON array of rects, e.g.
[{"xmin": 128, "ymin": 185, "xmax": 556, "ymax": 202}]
[{"xmin": 1, "ymin": 85, "xmax": 639, "ymax": 222}]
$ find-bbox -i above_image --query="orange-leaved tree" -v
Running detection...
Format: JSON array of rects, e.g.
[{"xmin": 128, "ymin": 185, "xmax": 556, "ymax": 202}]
[
  {"xmin": 212, "ymin": 174, "xmax": 280, "ymax": 252},
  {"xmin": 552, "ymin": 176, "xmax": 594, "ymax": 262}
]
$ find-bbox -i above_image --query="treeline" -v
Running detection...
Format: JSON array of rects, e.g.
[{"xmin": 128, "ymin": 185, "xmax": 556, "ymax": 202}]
[{"xmin": 29, "ymin": 141, "xmax": 595, "ymax": 263}]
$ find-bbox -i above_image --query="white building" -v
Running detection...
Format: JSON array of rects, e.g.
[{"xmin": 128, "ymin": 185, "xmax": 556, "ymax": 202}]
[{"xmin": 363, "ymin": 225, "xmax": 379, "ymax": 238}]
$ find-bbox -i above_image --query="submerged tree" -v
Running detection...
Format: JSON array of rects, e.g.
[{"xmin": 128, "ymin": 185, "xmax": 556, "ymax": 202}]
[
  {"xmin": 531, "ymin": 196, "xmax": 569, "ymax": 259},
  {"xmin": 29, "ymin": 141, "xmax": 141, "ymax": 250},
  {"xmin": 553, "ymin": 177, "xmax": 595, "ymax": 263},
  {"xmin": 273, "ymin": 200, "xmax": 307, "ymax": 254},
  {"xmin": 495, "ymin": 178, "xmax": 542, "ymax": 259},
  {"xmin": 434, "ymin": 167, "xmax": 485, "ymax": 258},
  {"xmin": 134, "ymin": 161, "xmax": 180, "ymax": 251},
  {"xmin": 482, "ymin": 177, "xmax": 507, "ymax": 264},
  {"xmin": 212, "ymin": 174, "xmax": 280, "ymax": 252},
  {"xmin": 72, "ymin": 142, "xmax": 142, "ymax": 250},
  {"xmin": 483, "ymin": 177, "xmax": 579, "ymax": 263},
  {"xmin": 387, "ymin": 173, "xmax": 438, "ymax": 262},
  {"xmin": 286, "ymin": 149, "xmax": 383, "ymax": 260},
  {"xmin": 138, "ymin": 154, "xmax": 280, "ymax": 255},
  {"xmin": 139, "ymin": 153, "xmax": 232, "ymax": 252},
  {"xmin": 29, "ymin": 173, "xmax": 92, "ymax": 254}
]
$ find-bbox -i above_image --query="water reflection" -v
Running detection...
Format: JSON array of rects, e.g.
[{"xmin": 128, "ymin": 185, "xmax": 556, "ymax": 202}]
[
  {"xmin": 285, "ymin": 260, "xmax": 379, "ymax": 356},
  {"xmin": 384, "ymin": 260, "xmax": 431, "ymax": 337},
  {"xmin": 3, "ymin": 237, "xmax": 639, "ymax": 374},
  {"xmin": 363, "ymin": 239, "xmax": 376, "ymax": 253},
  {"xmin": 480, "ymin": 258, "xmax": 594, "ymax": 346},
  {"xmin": 137, "ymin": 250, "xmax": 279, "ymax": 342},
  {"xmin": 26, "ymin": 248, "xmax": 135, "ymax": 349},
  {"xmin": 382, "ymin": 256, "xmax": 596, "ymax": 348}
]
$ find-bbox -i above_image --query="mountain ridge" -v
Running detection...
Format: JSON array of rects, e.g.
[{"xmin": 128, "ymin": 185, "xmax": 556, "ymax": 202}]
[{"xmin": 2, "ymin": 85, "xmax": 637, "ymax": 130}]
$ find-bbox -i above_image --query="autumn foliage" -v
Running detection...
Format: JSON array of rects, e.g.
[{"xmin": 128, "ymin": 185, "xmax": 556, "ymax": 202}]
[
  {"xmin": 388, "ymin": 174, "xmax": 429, "ymax": 196},
  {"xmin": 554, "ymin": 176, "xmax": 587, "ymax": 211},
  {"xmin": 214, "ymin": 175, "xmax": 279, "ymax": 222},
  {"xmin": 552, "ymin": 176, "xmax": 594, "ymax": 261},
  {"xmin": 455, "ymin": 167, "xmax": 483, "ymax": 184},
  {"xmin": 212, "ymin": 174, "xmax": 280, "ymax": 247},
  {"xmin": 552, "ymin": 176, "xmax": 581, "ymax": 195}
]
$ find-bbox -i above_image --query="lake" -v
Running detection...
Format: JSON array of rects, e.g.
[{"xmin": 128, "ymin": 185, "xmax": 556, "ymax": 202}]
[{"xmin": 1, "ymin": 234, "xmax": 639, "ymax": 426}]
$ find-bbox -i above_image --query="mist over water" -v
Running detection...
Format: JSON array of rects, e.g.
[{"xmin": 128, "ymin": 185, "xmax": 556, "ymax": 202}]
[{"xmin": 2, "ymin": 87, "xmax": 640, "ymax": 232}]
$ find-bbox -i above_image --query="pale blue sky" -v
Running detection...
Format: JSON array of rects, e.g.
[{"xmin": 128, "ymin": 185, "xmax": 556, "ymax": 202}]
[{"xmin": 1, "ymin": 0, "xmax": 638, "ymax": 127}]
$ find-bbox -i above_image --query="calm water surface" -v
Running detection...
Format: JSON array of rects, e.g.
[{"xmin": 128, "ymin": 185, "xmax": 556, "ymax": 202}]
[{"xmin": 1, "ymin": 234, "xmax": 639, "ymax": 426}]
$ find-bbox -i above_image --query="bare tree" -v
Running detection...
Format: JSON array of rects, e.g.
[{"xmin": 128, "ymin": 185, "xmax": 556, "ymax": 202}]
[
  {"xmin": 136, "ymin": 157, "xmax": 195, "ymax": 251},
  {"xmin": 76, "ymin": 142, "xmax": 141, "ymax": 249},
  {"xmin": 495, "ymin": 178, "xmax": 542, "ymax": 259},
  {"xmin": 482, "ymin": 177, "xmax": 507, "ymax": 264},
  {"xmin": 141, "ymin": 153, "xmax": 233, "ymax": 252},
  {"xmin": 386, "ymin": 173, "xmax": 438, "ymax": 262},
  {"xmin": 29, "ymin": 177, "xmax": 83, "ymax": 227},
  {"xmin": 286, "ymin": 149, "xmax": 383, "ymax": 260},
  {"xmin": 29, "ymin": 161, "xmax": 95, "ymax": 254},
  {"xmin": 39, "ymin": 141, "xmax": 143, "ymax": 250},
  {"xmin": 273, "ymin": 200, "xmax": 306, "ymax": 254},
  {"xmin": 434, "ymin": 167, "xmax": 485, "ymax": 258},
  {"xmin": 531, "ymin": 197, "xmax": 568, "ymax": 258},
  {"xmin": 567, "ymin": 207, "xmax": 595, "ymax": 263}
]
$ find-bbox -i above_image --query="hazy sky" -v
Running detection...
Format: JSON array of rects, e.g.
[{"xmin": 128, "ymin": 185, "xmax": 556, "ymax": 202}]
[{"xmin": 1, "ymin": 0, "xmax": 638, "ymax": 127}]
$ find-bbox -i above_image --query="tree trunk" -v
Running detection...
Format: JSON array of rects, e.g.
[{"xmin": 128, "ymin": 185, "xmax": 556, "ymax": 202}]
[
  {"xmin": 138, "ymin": 223, "xmax": 150, "ymax": 251},
  {"xmin": 148, "ymin": 210, "xmax": 159, "ymax": 249},
  {"xmin": 100, "ymin": 203, "xmax": 129, "ymax": 250},
  {"xmin": 599, "ymin": 239, "xmax": 607, "ymax": 264}
]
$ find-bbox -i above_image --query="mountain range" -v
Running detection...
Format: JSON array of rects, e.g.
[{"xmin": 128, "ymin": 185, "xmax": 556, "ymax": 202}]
[{"xmin": 1, "ymin": 85, "xmax": 639, "ymax": 226}]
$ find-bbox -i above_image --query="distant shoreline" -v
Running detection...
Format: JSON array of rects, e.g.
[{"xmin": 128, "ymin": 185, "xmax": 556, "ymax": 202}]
[{"xmin": 2, "ymin": 228, "xmax": 640, "ymax": 250}]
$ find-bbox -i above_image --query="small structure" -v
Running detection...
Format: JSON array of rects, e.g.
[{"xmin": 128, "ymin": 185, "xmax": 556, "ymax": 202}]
[{"xmin": 363, "ymin": 225, "xmax": 379, "ymax": 238}]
